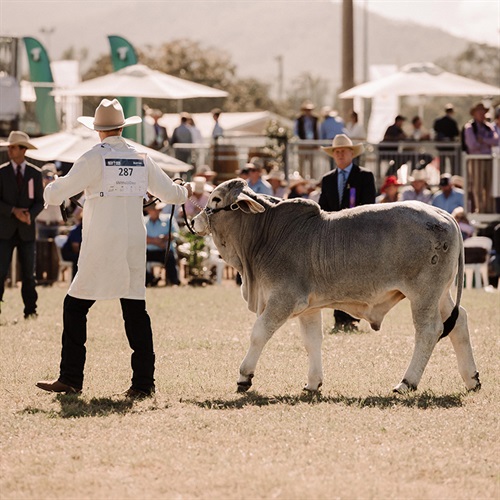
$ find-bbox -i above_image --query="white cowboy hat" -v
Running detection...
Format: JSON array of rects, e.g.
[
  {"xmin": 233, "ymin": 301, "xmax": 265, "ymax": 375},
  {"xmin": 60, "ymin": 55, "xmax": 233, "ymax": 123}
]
[
  {"xmin": 77, "ymin": 98, "xmax": 142, "ymax": 131},
  {"xmin": 287, "ymin": 171, "xmax": 308, "ymax": 190},
  {"xmin": 321, "ymin": 134, "xmax": 364, "ymax": 159},
  {"xmin": 265, "ymin": 167, "xmax": 286, "ymax": 185},
  {"xmin": 0, "ymin": 130, "xmax": 37, "ymax": 149},
  {"xmin": 408, "ymin": 169, "xmax": 428, "ymax": 182}
]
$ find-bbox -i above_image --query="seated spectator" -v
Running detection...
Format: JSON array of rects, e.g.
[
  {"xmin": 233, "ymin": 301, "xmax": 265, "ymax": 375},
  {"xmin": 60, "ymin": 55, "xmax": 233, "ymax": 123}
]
[
  {"xmin": 451, "ymin": 207, "xmax": 474, "ymax": 240},
  {"xmin": 432, "ymin": 173, "xmax": 464, "ymax": 214},
  {"xmin": 383, "ymin": 115, "xmax": 407, "ymax": 142},
  {"xmin": 183, "ymin": 176, "xmax": 210, "ymax": 219},
  {"xmin": 61, "ymin": 209, "xmax": 83, "ymax": 279},
  {"xmin": 451, "ymin": 175, "xmax": 465, "ymax": 192},
  {"xmin": 145, "ymin": 202, "xmax": 180, "ymax": 286},
  {"xmin": 236, "ymin": 165, "xmax": 250, "ymax": 181},
  {"xmin": 401, "ymin": 169, "xmax": 432, "ymax": 203},
  {"xmin": 307, "ymin": 179, "xmax": 322, "ymax": 204},
  {"xmin": 286, "ymin": 173, "xmax": 309, "ymax": 199},
  {"xmin": 246, "ymin": 161, "xmax": 273, "ymax": 195},
  {"xmin": 319, "ymin": 106, "xmax": 346, "ymax": 140},
  {"xmin": 36, "ymin": 163, "xmax": 63, "ymax": 239},
  {"xmin": 265, "ymin": 166, "xmax": 288, "ymax": 198},
  {"xmin": 195, "ymin": 165, "xmax": 217, "ymax": 190},
  {"xmin": 345, "ymin": 111, "xmax": 366, "ymax": 141},
  {"xmin": 376, "ymin": 175, "xmax": 401, "ymax": 203},
  {"xmin": 433, "ymin": 103, "xmax": 459, "ymax": 142},
  {"xmin": 409, "ymin": 116, "xmax": 431, "ymax": 141}
]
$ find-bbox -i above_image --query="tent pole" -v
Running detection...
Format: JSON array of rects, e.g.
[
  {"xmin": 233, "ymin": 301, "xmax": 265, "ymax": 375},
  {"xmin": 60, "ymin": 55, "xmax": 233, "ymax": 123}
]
[{"xmin": 137, "ymin": 97, "xmax": 143, "ymax": 144}]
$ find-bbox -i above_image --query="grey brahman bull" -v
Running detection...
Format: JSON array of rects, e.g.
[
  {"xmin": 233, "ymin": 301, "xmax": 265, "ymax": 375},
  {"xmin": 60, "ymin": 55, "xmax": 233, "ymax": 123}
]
[{"xmin": 193, "ymin": 179, "xmax": 480, "ymax": 393}]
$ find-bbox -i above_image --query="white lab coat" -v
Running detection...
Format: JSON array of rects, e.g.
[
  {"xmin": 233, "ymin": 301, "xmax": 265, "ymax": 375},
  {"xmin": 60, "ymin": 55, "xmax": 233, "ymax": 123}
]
[{"xmin": 44, "ymin": 136, "xmax": 188, "ymax": 300}]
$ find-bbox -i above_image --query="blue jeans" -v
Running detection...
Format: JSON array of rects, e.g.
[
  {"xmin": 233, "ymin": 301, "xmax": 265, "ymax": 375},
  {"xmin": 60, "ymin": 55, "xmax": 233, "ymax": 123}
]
[{"xmin": 0, "ymin": 235, "xmax": 38, "ymax": 316}]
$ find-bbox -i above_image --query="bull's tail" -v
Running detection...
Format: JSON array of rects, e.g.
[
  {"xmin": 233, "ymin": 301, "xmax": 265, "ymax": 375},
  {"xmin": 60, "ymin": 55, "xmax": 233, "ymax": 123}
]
[{"xmin": 439, "ymin": 234, "xmax": 464, "ymax": 341}]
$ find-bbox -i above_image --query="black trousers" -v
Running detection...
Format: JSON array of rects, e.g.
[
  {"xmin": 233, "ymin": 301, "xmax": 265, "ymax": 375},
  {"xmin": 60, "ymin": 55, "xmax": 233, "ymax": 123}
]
[
  {"xmin": 0, "ymin": 234, "xmax": 37, "ymax": 316},
  {"xmin": 146, "ymin": 249, "xmax": 180, "ymax": 285},
  {"xmin": 58, "ymin": 295, "xmax": 155, "ymax": 392},
  {"xmin": 334, "ymin": 310, "xmax": 359, "ymax": 326}
]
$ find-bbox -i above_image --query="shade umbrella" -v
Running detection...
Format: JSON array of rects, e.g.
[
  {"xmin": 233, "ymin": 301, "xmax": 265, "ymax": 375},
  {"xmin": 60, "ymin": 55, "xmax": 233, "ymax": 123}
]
[
  {"xmin": 339, "ymin": 62, "xmax": 500, "ymax": 99},
  {"xmin": 51, "ymin": 64, "xmax": 229, "ymax": 142},
  {"xmin": 26, "ymin": 127, "xmax": 192, "ymax": 174}
]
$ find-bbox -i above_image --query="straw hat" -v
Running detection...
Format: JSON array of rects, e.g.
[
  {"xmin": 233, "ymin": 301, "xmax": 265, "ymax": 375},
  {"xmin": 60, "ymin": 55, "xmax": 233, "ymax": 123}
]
[
  {"xmin": 196, "ymin": 165, "xmax": 217, "ymax": 179},
  {"xmin": 78, "ymin": 98, "xmax": 142, "ymax": 131},
  {"xmin": 265, "ymin": 167, "xmax": 286, "ymax": 186},
  {"xmin": 451, "ymin": 175, "xmax": 464, "ymax": 189},
  {"xmin": 321, "ymin": 134, "xmax": 364, "ymax": 159},
  {"xmin": 191, "ymin": 176, "xmax": 207, "ymax": 195},
  {"xmin": 0, "ymin": 130, "xmax": 37, "ymax": 149},
  {"xmin": 408, "ymin": 169, "xmax": 428, "ymax": 182},
  {"xmin": 288, "ymin": 172, "xmax": 308, "ymax": 190},
  {"xmin": 300, "ymin": 100, "xmax": 315, "ymax": 111}
]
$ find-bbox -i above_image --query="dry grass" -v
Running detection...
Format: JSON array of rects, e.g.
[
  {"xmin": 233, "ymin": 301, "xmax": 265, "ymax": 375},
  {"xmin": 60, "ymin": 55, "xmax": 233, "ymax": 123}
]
[{"xmin": 0, "ymin": 282, "xmax": 498, "ymax": 500}]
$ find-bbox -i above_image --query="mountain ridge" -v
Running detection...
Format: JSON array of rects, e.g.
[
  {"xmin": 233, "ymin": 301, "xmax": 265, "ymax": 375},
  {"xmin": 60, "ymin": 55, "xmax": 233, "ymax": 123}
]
[{"xmin": 3, "ymin": 1, "xmax": 471, "ymax": 93}]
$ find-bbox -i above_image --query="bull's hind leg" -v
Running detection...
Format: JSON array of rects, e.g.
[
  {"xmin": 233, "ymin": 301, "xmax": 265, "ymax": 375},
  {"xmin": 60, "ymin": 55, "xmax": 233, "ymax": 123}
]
[
  {"xmin": 440, "ymin": 294, "xmax": 480, "ymax": 391},
  {"xmin": 237, "ymin": 297, "xmax": 293, "ymax": 392},
  {"xmin": 394, "ymin": 298, "xmax": 443, "ymax": 393},
  {"xmin": 298, "ymin": 310, "xmax": 323, "ymax": 392}
]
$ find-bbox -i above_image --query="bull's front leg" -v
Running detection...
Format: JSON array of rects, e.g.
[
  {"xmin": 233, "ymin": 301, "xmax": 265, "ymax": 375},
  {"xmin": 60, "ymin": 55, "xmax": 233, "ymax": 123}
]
[
  {"xmin": 298, "ymin": 310, "xmax": 323, "ymax": 392},
  {"xmin": 237, "ymin": 299, "xmax": 291, "ymax": 392}
]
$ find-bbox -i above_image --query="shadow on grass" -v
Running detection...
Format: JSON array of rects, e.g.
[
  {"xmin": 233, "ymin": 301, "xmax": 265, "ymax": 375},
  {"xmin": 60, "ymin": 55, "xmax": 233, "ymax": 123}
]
[
  {"xmin": 22, "ymin": 395, "xmax": 135, "ymax": 419},
  {"xmin": 189, "ymin": 390, "xmax": 466, "ymax": 410}
]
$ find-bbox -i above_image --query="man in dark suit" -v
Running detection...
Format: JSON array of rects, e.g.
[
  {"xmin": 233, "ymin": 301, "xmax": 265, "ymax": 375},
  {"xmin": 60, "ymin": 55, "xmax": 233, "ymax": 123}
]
[
  {"xmin": 318, "ymin": 134, "xmax": 376, "ymax": 332},
  {"xmin": 0, "ymin": 131, "xmax": 44, "ymax": 318}
]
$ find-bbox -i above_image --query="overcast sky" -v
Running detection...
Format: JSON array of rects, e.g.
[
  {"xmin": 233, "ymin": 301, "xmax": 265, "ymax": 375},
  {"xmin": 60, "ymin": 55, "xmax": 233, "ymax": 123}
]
[{"xmin": 360, "ymin": 0, "xmax": 500, "ymax": 46}]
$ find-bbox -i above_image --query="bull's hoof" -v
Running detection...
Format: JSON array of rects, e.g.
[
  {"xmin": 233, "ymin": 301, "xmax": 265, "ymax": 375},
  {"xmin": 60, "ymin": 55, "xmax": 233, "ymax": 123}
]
[
  {"xmin": 237, "ymin": 382, "xmax": 251, "ymax": 393},
  {"xmin": 467, "ymin": 372, "xmax": 481, "ymax": 392},
  {"xmin": 303, "ymin": 382, "xmax": 322, "ymax": 393},
  {"xmin": 237, "ymin": 380, "xmax": 252, "ymax": 393},
  {"xmin": 393, "ymin": 379, "xmax": 417, "ymax": 394}
]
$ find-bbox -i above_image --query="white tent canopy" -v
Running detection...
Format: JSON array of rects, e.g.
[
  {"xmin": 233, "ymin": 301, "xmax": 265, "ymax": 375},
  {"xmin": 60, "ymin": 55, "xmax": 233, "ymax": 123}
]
[
  {"xmin": 26, "ymin": 127, "xmax": 192, "ymax": 174},
  {"xmin": 155, "ymin": 111, "xmax": 294, "ymax": 139},
  {"xmin": 339, "ymin": 62, "xmax": 500, "ymax": 99}
]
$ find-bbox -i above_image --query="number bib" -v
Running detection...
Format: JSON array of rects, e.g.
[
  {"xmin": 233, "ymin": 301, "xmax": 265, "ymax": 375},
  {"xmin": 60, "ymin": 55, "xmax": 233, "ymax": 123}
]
[{"xmin": 101, "ymin": 152, "xmax": 148, "ymax": 197}]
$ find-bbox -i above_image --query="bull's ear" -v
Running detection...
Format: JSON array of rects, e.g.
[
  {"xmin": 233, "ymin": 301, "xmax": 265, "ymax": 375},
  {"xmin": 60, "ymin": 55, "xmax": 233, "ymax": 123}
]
[{"xmin": 235, "ymin": 192, "xmax": 265, "ymax": 214}]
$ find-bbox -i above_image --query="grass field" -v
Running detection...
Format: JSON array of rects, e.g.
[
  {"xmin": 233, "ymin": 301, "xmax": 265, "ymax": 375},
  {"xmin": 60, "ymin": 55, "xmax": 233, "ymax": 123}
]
[{"xmin": 0, "ymin": 282, "xmax": 498, "ymax": 499}]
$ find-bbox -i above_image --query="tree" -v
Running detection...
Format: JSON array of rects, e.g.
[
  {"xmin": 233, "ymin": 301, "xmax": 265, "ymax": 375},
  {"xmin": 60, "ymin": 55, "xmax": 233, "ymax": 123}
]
[{"xmin": 81, "ymin": 39, "xmax": 276, "ymax": 114}]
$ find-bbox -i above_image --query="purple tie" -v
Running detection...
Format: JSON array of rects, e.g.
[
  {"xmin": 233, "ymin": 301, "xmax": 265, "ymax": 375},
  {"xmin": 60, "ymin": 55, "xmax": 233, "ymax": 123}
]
[{"xmin": 16, "ymin": 165, "xmax": 23, "ymax": 191}]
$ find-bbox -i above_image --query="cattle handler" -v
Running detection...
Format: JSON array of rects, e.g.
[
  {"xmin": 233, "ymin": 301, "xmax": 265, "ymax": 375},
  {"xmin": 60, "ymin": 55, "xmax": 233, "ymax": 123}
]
[
  {"xmin": 36, "ymin": 99, "xmax": 192, "ymax": 398},
  {"xmin": 318, "ymin": 134, "xmax": 376, "ymax": 332}
]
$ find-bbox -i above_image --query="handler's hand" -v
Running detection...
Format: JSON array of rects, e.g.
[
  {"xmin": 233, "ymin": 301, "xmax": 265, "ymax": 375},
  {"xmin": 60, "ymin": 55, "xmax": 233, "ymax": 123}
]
[
  {"xmin": 185, "ymin": 183, "xmax": 193, "ymax": 198},
  {"xmin": 12, "ymin": 207, "xmax": 31, "ymax": 225}
]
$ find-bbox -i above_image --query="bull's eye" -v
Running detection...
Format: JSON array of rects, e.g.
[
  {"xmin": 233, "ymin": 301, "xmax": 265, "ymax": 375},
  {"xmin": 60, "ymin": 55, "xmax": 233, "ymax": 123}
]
[{"xmin": 212, "ymin": 196, "xmax": 221, "ymax": 204}]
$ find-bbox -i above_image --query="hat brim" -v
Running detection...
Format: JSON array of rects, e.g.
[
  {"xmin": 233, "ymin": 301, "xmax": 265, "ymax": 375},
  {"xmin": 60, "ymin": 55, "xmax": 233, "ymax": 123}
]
[
  {"xmin": 77, "ymin": 115, "xmax": 142, "ymax": 131},
  {"xmin": 321, "ymin": 143, "xmax": 364, "ymax": 159},
  {"xmin": 0, "ymin": 140, "xmax": 37, "ymax": 149}
]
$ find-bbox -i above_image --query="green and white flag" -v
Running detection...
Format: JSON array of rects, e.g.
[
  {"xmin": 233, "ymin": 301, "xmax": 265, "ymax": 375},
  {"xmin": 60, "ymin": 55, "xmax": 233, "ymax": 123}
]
[
  {"xmin": 23, "ymin": 37, "xmax": 59, "ymax": 134},
  {"xmin": 108, "ymin": 35, "xmax": 139, "ymax": 141}
]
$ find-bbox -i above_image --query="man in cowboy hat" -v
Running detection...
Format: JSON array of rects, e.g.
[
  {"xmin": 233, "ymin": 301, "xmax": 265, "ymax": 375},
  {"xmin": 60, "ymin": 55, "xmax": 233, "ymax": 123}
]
[
  {"xmin": 401, "ymin": 168, "xmax": 432, "ymax": 204},
  {"xmin": 36, "ymin": 98, "xmax": 192, "ymax": 398},
  {"xmin": 318, "ymin": 133, "xmax": 376, "ymax": 332},
  {"xmin": 0, "ymin": 131, "xmax": 44, "ymax": 319},
  {"xmin": 246, "ymin": 160, "xmax": 273, "ymax": 196}
]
